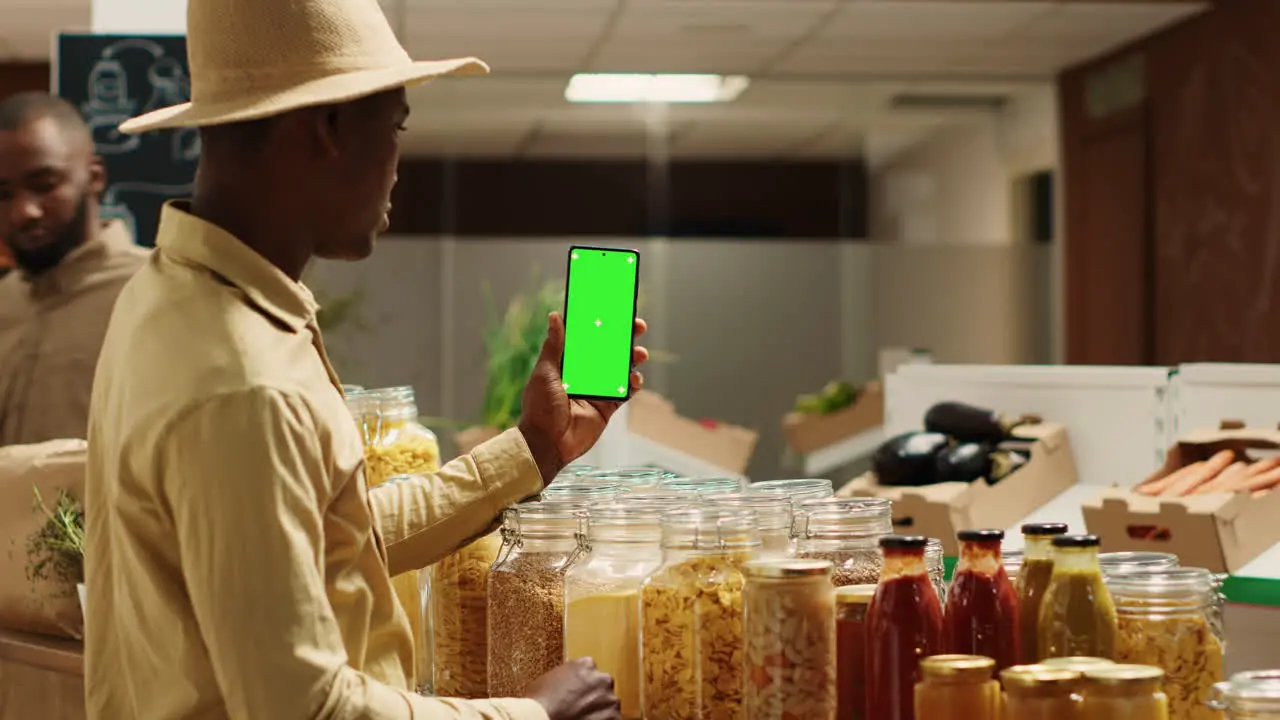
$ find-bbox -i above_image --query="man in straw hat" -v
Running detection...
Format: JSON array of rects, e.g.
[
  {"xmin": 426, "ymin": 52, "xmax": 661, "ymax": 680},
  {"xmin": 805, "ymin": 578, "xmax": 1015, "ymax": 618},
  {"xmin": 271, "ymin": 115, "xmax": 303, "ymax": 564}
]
[{"xmin": 82, "ymin": 0, "xmax": 645, "ymax": 718}]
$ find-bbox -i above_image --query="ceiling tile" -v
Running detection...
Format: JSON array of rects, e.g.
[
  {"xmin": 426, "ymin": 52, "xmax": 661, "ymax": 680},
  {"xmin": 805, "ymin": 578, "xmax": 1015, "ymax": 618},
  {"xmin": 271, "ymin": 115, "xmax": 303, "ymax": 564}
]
[
  {"xmin": 589, "ymin": 40, "xmax": 782, "ymax": 74},
  {"xmin": 403, "ymin": 5, "xmax": 611, "ymax": 38},
  {"xmin": 1016, "ymin": 2, "xmax": 1205, "ymax": 40},
  {"xmin": 609, "ymin": 0, "xmax": 835, "ymax": 40},
  {"xmin": 407, "ymin": 36, "xmax": 593, "ymax": 72},
  {"xmin": 773, "ymin": 38, "xmax": 977, "ymax": 77},
  {"xmin": 819, "ymin": 1, "xmax": 1054, "ymax": 40}
]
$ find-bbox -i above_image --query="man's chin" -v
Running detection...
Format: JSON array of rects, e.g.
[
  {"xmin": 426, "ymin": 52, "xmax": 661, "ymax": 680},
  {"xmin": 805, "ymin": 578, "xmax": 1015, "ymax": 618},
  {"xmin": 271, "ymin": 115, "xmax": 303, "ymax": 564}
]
[{"xmin": 314, "ymin": 237, "xmax": 377, "ymax": 262}]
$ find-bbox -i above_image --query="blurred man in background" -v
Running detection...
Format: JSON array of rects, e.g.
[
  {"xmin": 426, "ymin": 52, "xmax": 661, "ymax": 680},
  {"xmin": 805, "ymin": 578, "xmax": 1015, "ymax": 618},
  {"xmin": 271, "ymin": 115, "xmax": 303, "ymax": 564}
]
[{"xmin": 0, "ymin": 92, "xmax": 148, "ymax": 445}]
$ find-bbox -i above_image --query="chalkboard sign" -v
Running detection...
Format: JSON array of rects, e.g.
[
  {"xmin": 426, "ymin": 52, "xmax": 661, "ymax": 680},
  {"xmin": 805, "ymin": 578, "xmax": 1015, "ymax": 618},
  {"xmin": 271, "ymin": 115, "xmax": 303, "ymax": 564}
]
[{"xmin": 54, "ymin": 33, "xmax": 198, "ymax": 247}]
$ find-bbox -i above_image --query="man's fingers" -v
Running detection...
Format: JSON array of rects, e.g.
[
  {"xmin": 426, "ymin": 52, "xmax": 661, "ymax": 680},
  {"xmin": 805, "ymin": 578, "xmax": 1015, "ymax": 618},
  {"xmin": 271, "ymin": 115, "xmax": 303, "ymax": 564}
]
[
  {"xmin": 633, "ymin": 317, "xmax": 648, "ymax": 338},
  {"xmin": 539, "ymin": 312, "xmax": 567, "ymax": 364},
  {"xmin": 630, "ymin": 370, "xmax": 644, "ymax": 393},
  {"xmin": 632, "ymin": 346, "xmax": 649, "ymax": 367}
]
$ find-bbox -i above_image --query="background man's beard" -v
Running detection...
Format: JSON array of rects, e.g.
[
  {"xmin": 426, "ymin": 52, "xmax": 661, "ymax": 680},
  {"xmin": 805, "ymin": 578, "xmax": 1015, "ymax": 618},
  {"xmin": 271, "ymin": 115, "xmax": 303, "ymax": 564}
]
[{"xmin": 12, "ymin": 192, "xmax": 90, "ymax": 276}]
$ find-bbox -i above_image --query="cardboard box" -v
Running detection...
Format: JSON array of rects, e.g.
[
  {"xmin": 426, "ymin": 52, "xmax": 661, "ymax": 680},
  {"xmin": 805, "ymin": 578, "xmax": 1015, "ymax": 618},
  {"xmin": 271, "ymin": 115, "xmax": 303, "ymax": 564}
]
[
  {"xmin": 628, "ymin": 390, "xmax": 758, "ymax": 475},
  {"xmin": 837, "ymin": 422, "xmax": 1077, "ymax": 555},
  {"xmin": 1082, "ymin": 423, "xmax": 1280, "ymax": 573},
  {"xmin": 783, "ymin": 381, "xmax": 884, "ymax": 456}
]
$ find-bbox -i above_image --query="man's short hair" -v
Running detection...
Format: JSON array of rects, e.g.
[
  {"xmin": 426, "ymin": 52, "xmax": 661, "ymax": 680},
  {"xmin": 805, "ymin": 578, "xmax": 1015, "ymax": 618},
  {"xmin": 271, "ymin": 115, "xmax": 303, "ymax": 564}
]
[{"xmin": 0, "ymin": 92, "xmax": 91, "ymax": 136}]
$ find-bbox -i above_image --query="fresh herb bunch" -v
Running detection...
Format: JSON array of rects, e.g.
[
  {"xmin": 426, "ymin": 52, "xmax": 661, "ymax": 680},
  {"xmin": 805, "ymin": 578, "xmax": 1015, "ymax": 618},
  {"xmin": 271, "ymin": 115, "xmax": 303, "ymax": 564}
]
[
  {"xmin": 26, "ymin": 487, "xmax": 86, "ymax": 588},
  {"xmin": 479, "ymin": 279, "xmax": 565, "ymax": 430}
]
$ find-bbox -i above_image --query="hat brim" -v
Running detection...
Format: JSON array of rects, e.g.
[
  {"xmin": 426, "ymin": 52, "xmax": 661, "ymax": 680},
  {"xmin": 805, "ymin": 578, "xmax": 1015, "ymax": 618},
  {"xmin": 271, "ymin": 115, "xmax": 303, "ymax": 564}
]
[{"xmin": 118, "ymin": 57, "xmax": 489, "ymax": 134}]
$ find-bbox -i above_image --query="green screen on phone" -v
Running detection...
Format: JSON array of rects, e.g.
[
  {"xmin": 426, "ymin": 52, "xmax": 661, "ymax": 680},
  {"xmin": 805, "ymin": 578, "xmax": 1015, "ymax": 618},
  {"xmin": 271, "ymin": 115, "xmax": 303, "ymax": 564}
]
[{"xmin": 561, "ymin": 246, "xmax": 639, "ymax": 400}]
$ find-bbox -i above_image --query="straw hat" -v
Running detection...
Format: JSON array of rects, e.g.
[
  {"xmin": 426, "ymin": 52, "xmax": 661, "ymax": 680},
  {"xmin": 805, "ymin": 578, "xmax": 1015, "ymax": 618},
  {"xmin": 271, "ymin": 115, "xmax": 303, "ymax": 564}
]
[{"xmin": 118, "ymin": 0, "xmax": 489, "ymax": 134}]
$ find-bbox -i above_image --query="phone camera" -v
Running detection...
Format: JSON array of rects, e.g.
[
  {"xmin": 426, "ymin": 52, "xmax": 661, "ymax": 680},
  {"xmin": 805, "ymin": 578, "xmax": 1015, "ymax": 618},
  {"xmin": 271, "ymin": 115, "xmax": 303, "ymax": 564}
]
[{"xmin": 601, "ymin": 252, "xmax": 606, "ymax": 257}]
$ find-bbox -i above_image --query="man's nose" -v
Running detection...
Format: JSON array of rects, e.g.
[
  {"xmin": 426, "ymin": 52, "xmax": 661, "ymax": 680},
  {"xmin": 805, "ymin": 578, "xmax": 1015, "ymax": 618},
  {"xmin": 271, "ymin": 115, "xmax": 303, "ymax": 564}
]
[{"xmin": 10, "ymin": 192, "xmax": 42, "ymax": 225}]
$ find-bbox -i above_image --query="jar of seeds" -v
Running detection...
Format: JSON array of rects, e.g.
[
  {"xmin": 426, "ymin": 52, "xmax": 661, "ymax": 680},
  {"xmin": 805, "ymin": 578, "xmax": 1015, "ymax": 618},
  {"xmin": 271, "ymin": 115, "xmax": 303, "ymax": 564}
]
[{"xmin": 794, "ymin": 498, "xmax": 892, "ymax": 588}]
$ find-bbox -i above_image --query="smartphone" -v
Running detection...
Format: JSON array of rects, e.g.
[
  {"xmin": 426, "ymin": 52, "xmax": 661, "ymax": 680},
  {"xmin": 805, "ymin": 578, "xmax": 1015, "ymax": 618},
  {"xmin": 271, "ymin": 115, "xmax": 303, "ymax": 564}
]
[{"xmin": 561, "ymin": 245, "xmax": 640, "ymax": 401}]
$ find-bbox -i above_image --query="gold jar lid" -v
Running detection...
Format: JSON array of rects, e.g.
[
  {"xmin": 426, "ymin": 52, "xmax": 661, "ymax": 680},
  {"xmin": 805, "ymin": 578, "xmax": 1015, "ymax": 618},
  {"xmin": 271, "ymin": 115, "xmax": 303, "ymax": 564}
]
[
  {"xmin": 920, "ymin": 655, "xmax": 995, "ymax": 682},
  {"xmin": 742, "ymin": 559, "xmax": 833, "ymax": 579},
  {"xmin": 835, "ymin": 584, "xmax": 877, "ymax": 604},
  {"xmin": 1041, "ymin": 657, "xmax": 1116, "ymax": 672},
  {"xmin": 1084, "ymin": 665, "xmax": 1165, "ymax": 686},
  {"xmin": 1001, "ymin": 664, "xmax": 1082, "ymax": 689}
]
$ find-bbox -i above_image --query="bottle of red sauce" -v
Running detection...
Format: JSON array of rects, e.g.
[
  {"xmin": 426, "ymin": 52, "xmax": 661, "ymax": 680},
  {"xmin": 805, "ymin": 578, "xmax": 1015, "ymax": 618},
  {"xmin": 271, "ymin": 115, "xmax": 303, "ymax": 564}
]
[
  {"xmin": 943, "ymin": 528, "xmax": 1020, "ymax": 671},
  {"xmin": 866, "ymin": 535, "xmax": 944, "ymax": 720}
]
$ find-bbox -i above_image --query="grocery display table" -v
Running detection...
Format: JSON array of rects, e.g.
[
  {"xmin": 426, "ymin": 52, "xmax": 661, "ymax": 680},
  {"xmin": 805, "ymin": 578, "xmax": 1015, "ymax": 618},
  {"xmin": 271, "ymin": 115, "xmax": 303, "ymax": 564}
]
[{"xmin": 0, "ymin": 628, "xmax": 84, "ymax": 720}]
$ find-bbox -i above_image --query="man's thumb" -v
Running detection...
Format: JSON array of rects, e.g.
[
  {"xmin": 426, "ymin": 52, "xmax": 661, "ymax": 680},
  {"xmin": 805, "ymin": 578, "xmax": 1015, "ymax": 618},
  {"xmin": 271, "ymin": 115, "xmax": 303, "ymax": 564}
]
[{"xmin": 539, "ymin": 312, "xmax": 566, "ymax": 363}]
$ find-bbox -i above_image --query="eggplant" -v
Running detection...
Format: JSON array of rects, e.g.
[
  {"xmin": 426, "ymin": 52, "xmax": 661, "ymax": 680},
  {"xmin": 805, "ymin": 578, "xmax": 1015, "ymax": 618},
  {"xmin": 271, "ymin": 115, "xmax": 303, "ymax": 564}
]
[
  {"xmin": 924, "ymin": 401, "xmax": 1022, "ymax": 444},
  {"xmin": 873, "ymin": 431, "xmax": 951, "ymax": 487},
  {"xmin": 934, "ymin": 442, "xmax": 994, "ymax": 484}
]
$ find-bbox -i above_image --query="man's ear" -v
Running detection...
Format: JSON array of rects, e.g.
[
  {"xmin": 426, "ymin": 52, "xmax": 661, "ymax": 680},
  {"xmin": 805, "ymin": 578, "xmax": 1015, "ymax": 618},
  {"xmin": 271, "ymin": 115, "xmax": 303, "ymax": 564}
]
[
  {"xmin": 88, "ymin": 156, "xmax": 107, "ymax": 197},
  {"xmin": 311, "ymin": 105, "xmax": 343, "ymax": 159}
]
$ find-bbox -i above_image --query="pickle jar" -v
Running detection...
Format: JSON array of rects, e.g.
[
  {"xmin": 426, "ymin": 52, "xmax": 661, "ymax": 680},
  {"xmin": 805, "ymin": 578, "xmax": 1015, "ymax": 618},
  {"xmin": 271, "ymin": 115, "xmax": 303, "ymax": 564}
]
[
  {"xmin": 927, "ymin": 537, "xmax": 948, "ymax": 604},
  {"xmin": 708, "ymin": 492, "xmax": 796, "ymax": 558},
  {"xmin": 1209, "ymin": 670, "xmax": 1280, "ymax": 719},
  {"xmin": 487, "ymin": 500, "xmax": 589, "ymax": 697},
  {"xmin": 915, "ymin": 655, "xmax": 1001, "ymax": 720},
  {"xmin": 1038, "ymin": 534, "xmax": 1118, "ymax": 660},
  {"xmin": 794, "ymin": 499, "xmax": 893, "ymax": 588},
  {"xmin": 1099, "ymin": 552, "xmax": 1180, "ymax": 577},
  {"xmin": 431, "ymin": 529, "xmax": 503, "ymax": 697},
  {"xmin": 1000, "ymin": 665, "xmax": 1082, "ymax": 720},
  {"xmin": 742, "ymin": 559, "xmax": 837, "ymax": 720},
  {"xmin": 640, "ymin": 507, "xmax": 761, "ymax": 719},
  {"xmin": 836, "ymin": 585, "xmax": 876, "ymax": 720},
  {"xmin": 540, "ymin": 482, "xmax": 626, "ymax": 504},
  {"xmin": 749, "ymin": 478, "xmax": 835, "ymax": 506},
  {"xmin": 564, "ymin": 502, "xmax": 669, "ymax": 719},
  {"xmin": 575, "ymin": 467, "xmax": 665, "ymax": 492},
  {"xmin": 1106, "ymin": 567, "xmax": 1226, "ymax": 720},
  {"xmin": 1080, "ymin": 665, "xmax": 1169, "ymax": 720},
  {"xmin": 658, "ymin": 475, "xmax": 743, "ymax": 496},
  {"xmin": 1018, "ymin": 522, "xmax": 1069, "ymax": 664}
]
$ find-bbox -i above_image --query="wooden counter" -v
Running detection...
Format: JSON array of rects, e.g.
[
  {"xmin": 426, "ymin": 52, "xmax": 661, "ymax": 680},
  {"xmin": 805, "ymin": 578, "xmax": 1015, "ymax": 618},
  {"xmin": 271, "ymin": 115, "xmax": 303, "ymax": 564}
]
[{"xmin": 0, "ymin": 628, "xmax": 84, "ymax": 720}]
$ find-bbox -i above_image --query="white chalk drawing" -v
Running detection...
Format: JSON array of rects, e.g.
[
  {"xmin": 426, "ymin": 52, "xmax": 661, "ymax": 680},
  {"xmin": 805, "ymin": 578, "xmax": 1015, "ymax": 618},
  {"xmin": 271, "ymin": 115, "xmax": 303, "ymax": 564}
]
[{"xmin": 79, "ymin": 37, "xmax": 196, "ymax": 162}]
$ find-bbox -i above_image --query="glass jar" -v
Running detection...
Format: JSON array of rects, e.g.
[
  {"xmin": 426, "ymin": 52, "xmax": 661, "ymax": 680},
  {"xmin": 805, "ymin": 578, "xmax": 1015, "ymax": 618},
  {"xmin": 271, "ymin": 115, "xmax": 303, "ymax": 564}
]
[
  {"xmin": 575, "ymin": 467, "xmax": 665, "ymax": 492},
  {"xmin": 836, "ymin": 585, "xmax": 876, "ymax": 720},
  {"xmin": 708, "ymin": 492, "xmax": 795, "ymax": 558},
  {"xmin": 927, "ymin": 537, "xmax": 948, "ymax": 604},
  {"xmin": 539, "ymin": 482, "xmax": 626, "ymax": 503},
  {"xmin": 1209, "ymin": 670, "xmax": 1280, "ymax": 719},
  {"xmin": 340, "ymin": 383, "xmax": 364, "ymax": 395},
  {"xmin": 793, "ymin": 496, "xmax": 887, "ymax": 536},
  {"xmin": 640, "ymin": 507, "xmax": 761, "ymax": 719},
  {"xmin": 914, "ymin": 655, "xmax": 1001, "ymax": 720},
  {"xmin": 867, "ymin": 535, "xmax": 944, "ymax": 720},
  {"xmin": 1018, "ymin": 522, "xmax": 1069, "ymax": 664},
  {"xmin": 944, "ymin": 529, "xmax": 1019, "ymax": 672},
  {"xmin": 795, "ymin": 499, "xmax": 892, "ymax": 588},
  {"xmin": 742, "ymin": 559, "xmax": 837, "ymax": 720},
  {"xmin": 431, "ymin": 530, "xmax": 502, "ymax": 697},
  {"xmin": 749, "ymin": 478, "xmax": 835, "ymax": 506},
  {"xmin": 487, "ymin": 501, "xmax": 588, "ymax": 696},
  {"xmin": 1038, "ymin": 534, "xmax": 1117, "ymax": 660},
  {"xmin": 1099, "ymin": 552, "xmax": 1180, "ymax": 577},
  {"xmin": 1107, "ymin": 567, "xmax": 1226, "ymax": 720},
  {"xmin": 1041, "ymin": 657, "xmax": 1115, "ymax": 673},
  {"xmin": 559, "ymin": 463, "xmax": 596, "ymax": 478},
  {"xmin": 658, "ymin": 475, "xmax": 743, "ymax": 496},
  {"xmin": 1000, "ymin": 665, "xmax": 1083, "ymax": 720},
  {"xmin": 1079, "ymin": 665, "xmax": 1169, "ymax": 720},
  {"xmin": 564, "ymin": 502, "xmax": 666, "ymax": 719}
]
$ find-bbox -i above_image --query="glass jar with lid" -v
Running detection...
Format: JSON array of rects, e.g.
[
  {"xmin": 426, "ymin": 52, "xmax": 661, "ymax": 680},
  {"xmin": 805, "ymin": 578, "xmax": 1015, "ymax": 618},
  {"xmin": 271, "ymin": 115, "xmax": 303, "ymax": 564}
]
[
  {"xmin": 539, "ymin": 482, "xmax": 626, "ymax": 504},
  {"xmin": 1079, "ymin": 664, "xmax": 1169, "ymax": 720},
  {"xmin": 1209, "ymin": 670, "xmax": 1280, "ymax": 719},
  {"xmin": 1099, "ymin": 552, "xmax": 1180, "ymax": 577},
  {"xmin": 749, "ymin": 478, "xmax": 835, "ymax": 506},
  {"xmin": 1038, "ymin": 534, "xmax": 1118, "ymax": 660},
  {"xmin": 927, "ymin": 537, "xmax": 948, "ymax": 604},
  {"xmin": 792, "ymin": 496, "xmax": 889, "ymax": 537},
  {"xmin": 658, "ymin": 475, "xmax": 742, "ymax": 496},
  {"xmin": 1041, "ymin": 656, "xmax": 1115, "ymax": 673},
  {"xmin": 1000, "ymin": 665, "xmax": 1083, "ymax": 720},
  {"xmin": 1107, "ymin": 567, "xmax": 1226, "ymax": 720},
  {"xmin": 914, "ymin": 655, "xmax": 1001, "ymax": 720},
  {"xmin": 431, "ymin": 529, "xmax": 502, "ymax": 697},
  {"xmin": 794, "ymin": 498, "xmax": 892, "ymax": 587},
  {"xmin": 487, "ymin": 500, "xmax": 589, "ymax": 696},
  {"xmin": 575, "ymin": 467, "xmax": 665, "ymax": 492},
  {"xmin": 837, "ymin": 584, "xmax": 876, "ymax": 720},
  {"xmin": 707, "ymin": 492, "xmax": 795, "ymax": 558},
  {"xmin": 1018, "ymin": 522, "xmax": 1069, "ymax": 663},
  {"xmin": 558, "ymin": 463, "xmax": 596, "ymax": 478},
  {"xmin": 564, "ymin": 502, "xmax": 668, "ymax": 719},
  {"xmin": 640, "ymin": 507, "xmax": 761, "ymax": 719},
  {"xmin": 742, "ymin": 559, "xmax": 837, "ymax": 720}
]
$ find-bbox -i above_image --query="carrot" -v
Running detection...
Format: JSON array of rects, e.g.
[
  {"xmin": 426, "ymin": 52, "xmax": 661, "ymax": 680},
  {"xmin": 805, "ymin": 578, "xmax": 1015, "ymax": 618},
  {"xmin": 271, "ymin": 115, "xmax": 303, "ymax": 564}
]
[
  {"xmin": 1192, "ymin": 460, "xmax": 1249, "ymax": 495},
  {"xmin": 1137, "ymin": 462, "xmax": 1205, "ymax": 496},
  {"xmin": 1235, "ymin": 466, "xmax": 1280, "ymax": 494},
  {"xmin": 1246, "ymin": 456, "xmax": 1280, "ymax": 477},
  {"xmin": 1159, "ymin": 450, "xmax": 1237, "ymax": 497}
]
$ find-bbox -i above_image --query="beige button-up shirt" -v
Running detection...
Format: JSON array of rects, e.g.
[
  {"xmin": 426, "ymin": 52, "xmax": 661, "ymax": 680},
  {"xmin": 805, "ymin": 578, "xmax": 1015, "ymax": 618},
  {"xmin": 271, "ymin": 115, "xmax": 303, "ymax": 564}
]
[
  {"xmin": 0, "ymin": 220, "xmax": 148, "ymax": 445},
  {"xmin": 85, "ymin": 202, "xmax": 548, "ymax": 720}
]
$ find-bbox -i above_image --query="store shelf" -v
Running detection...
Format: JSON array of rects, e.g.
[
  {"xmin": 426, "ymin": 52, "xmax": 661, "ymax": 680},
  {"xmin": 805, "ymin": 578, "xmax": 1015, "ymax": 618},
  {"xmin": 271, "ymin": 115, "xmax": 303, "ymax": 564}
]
[{"xmin": 803, "ymin": 426, "xmax": 885, "ymax": 476}]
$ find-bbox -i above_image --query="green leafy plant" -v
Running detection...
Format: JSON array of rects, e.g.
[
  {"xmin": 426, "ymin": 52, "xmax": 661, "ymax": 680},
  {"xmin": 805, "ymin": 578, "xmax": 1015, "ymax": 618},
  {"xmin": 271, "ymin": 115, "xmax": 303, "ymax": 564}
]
[
  {"xmin": 26, "ymin": 487, "xmax": 85, "ymax": 588},
  {"xmin": 478, "ymin": 279, "xmax": 565, "ymax": 430}
]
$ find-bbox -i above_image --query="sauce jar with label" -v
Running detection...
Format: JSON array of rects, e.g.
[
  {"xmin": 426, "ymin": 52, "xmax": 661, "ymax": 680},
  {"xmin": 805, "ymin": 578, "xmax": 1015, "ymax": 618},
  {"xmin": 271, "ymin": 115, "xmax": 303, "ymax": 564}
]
[{"xmin": 914, "ymin": 655, "xmax": 1000, "ymax": 720}]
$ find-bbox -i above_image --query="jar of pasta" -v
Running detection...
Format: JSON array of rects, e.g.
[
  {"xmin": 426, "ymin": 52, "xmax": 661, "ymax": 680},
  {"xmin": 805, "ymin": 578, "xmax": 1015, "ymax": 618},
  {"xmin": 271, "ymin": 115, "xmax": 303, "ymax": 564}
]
[
  {"xmin": 431, "ymin": 529, "xmax": 502, "ymax": 698},
  {"xmin": 1209, "ymin": 670, "xmax": 1280, "ymax": 719},
  {"xmin": 837, "ymin": 585, "xmax": 876, "ymax": 720},
  {"xmin": 640, "ymin": 507, "xmax": 761, "ymax": 719},
  {"xmin": 708, "ymin": 492, "xmax": 796, "ymax": 558},
  {"xmin": 794, "ymin": 498, "xmax": 892, "ymax": 588},
  {"xmin": 914, "ymin": 655, "xmax": 1001, "ymax": 720},
  {"xmin": 1079, "ymin": 665, "xmax": 1169, "ymax": 720},
  {"xmin": 488, "ymin": 500, "xmax": 589, "ymax": 697},
  {"xmin": 1107, "ymin": 567, "xmax": 1226, "ymax": 720},
  {"xmin": 1000, "ymin": 665, "xmax": 1082, "ymax": 720},
  {"xmin": 742, "ymin": 559, "xmax": 836, "ymax": 720}
]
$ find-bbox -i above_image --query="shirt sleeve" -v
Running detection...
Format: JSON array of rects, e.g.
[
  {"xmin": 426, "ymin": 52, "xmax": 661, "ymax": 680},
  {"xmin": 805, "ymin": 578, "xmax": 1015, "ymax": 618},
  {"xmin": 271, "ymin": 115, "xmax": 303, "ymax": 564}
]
[
  {"xmin": 161, "ymin": 388, "xmax": 547, "ymax": 720},
  {"xmin": 370, "ymin": 428, "xmax": 545, "ymax": 577}
]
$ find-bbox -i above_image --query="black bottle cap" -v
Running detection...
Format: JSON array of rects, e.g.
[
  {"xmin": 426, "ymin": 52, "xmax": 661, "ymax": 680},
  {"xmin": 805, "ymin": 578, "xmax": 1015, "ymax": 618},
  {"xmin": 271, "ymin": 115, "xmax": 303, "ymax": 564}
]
[
  {"xmin": 1051, "ymin": 534, "xmax": 1101, "ymax": 549},
  {"xmin": 958, "ymin": 528, "xmax": 1005, "ymax": 543},
  {"xmin": 879, "ymin": 535, "xmax": 929, "ymax": 550},
  {"xmin": 1023, "ymin": 522, "xmax": 1069, "ymax": 537}
]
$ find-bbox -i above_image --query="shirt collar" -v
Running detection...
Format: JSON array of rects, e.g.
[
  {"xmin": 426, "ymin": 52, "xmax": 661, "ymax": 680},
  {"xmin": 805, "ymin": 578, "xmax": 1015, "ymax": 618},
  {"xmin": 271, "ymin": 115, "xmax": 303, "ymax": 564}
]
[
  {"xmin": 155, "ymin": 201, "xmax": 317, "ymax": 332},
  {"xmin": 26, "ymin": 219, "xmax": 136, "ymax": 301}
]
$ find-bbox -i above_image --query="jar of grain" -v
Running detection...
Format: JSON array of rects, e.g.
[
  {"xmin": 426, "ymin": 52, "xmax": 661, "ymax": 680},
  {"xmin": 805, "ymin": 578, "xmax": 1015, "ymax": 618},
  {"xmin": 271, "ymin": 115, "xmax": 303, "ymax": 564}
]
[
  {"xmin": 565, "ymin": 501, "xmax": 683, "ymax": 719},
  {"xmin": 1000, "ymin": 665, "xmax": 1083, "ymax": 720},
  {"xmin": 640, "ymin": 507, "xmax": 761, "ymax": 719},
  {"xmin": 742, "ymin": 559, "xmax": 837, "ymax": 720},
  {"xmin": 1106, "ymin": 567, "xmax": 1226, "ymax": 720},
  {"xmin": 914, "ymin": 655, "xmax": 1000, "ymax": 720},
  {"xmin": 707, "ymin": 492, "xmax": 796, "ymax": 558},
  {"xmin": 836, "ymin": 584, "xmax": 876, "ymax": 720},
  {"xmin": 431, "ymin": 529, "xmax": 502, "ymax": 698},
  {"xmin": 794, "ymin": 498, "xmax": 891, "ymax": 588},
  {"xmin": 1209, "ymin": 670, "xmax": 1280, "ymax": 719},
  {"xmin": 488, "ymin": 500, "xmax": 588, "ymax": 696},
  {"xmin": 1079, "ymin": 664, "xmax": 1169, "ymax": 720},
  {"xmin": 658, "ymin": 475, "xmax": 743, "ymax": 496}
]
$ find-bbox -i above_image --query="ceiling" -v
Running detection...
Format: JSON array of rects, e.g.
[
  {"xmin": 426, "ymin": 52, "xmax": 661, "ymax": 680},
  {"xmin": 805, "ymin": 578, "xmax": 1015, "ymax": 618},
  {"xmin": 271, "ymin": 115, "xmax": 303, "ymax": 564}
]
[{"xmin": 3, "ymin": 0, "xmax": 1209, "ymax": 160}]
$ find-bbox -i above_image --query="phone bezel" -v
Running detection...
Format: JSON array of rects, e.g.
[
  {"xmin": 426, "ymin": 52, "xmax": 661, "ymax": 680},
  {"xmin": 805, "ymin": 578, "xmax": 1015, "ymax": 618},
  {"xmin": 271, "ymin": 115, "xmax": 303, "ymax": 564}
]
[{"xmin": 560, "ymin": 244, "xmax": 641, "ymax": 402}]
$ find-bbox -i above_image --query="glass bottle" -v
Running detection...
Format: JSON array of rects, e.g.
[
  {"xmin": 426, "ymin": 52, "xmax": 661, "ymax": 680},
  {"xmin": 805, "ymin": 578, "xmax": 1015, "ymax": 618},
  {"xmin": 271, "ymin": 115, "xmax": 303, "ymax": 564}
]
[
  {"xmin": 836, "ymin": 585, "xmax": 876, "ymax": 720},
  {"xmin": 944, "ymin": 529, "xmax": 1020, "ymax": 671},
  {"xmin": 1079, "ymin": 665, "xmax": 1169, "ymax": 720},
  {"xmin": 1000, "ymin": 665, "xmax": 1083, "ymax": 720},
  {"xmin": 640, "ymin": 507, "xmax": 761, "ymax": 719},
  {"xmin": 1017, "ymin": 522, "xmax": 1069, "ymax": 663},
  {"xmin": 1209, "ymin": 670, "xmax": 1280, "ymax": 720},
  {"xmin": 708, "ymin": 492, "xmax": 796, "ymax": 558},
  {"xmin": 793, "ymin": 496, "xmax": 885, "ymax": 537},
  {"xmin": 795, "ymin": 499, "xmax": 893, "ymax": 588},
  {"xmin": 487, "ymin": 500, "xmax": 588, "ymax": 696},
  {"xmin": 749, "ymin": 478, "xmax": 835, "ymax": 506},
  {"xmin": 564, "ymin": 502, "xmax": 666, "ymax": 719},
  {"xmin": 1098, "ymin": 552, "xmax": 1180, "ymax": 577},
  {"xmin": 1107, "ymin": 567, "xmax": 1226, "ymax": 720},
  {"xmin": 866, "ymin": 535, "xmax": 944, "ymax": 720},
  {"xmin": 742, "ymin": 559, "xmax": 837, "ymax": 720},
  {"xmin": 1038, "ymin": 534, "xmax": 1118, "ymax": 660},
  {"xmin": 927, "ymin": 537, "xmax": 948, "ymax": 604},
  {"xmin": 658, "ymin": 475, "xmax": 742, "ymax": 496},
  {"xmin": 914, "ymin": 655, "xmax": 1001, "ymax": 720}
]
